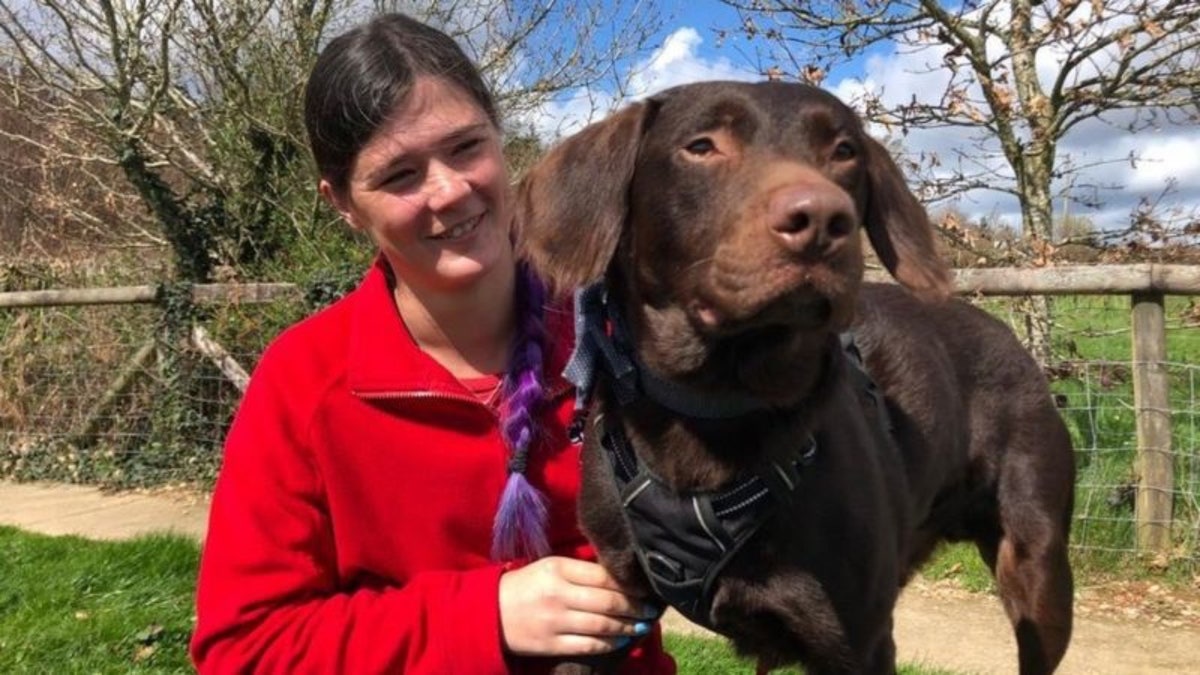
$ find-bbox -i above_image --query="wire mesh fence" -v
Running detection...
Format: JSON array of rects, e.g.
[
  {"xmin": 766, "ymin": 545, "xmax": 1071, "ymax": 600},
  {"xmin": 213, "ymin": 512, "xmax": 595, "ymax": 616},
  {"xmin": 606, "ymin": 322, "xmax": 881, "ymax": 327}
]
[
  {"xmin": 1, "ymin": 283, "xmax": 1198, "ymax": 568},
  {"xmin": 0, "ymin": 291, "xmax": 311, "ymax": 489},
  {"xmin": 1056, "ymin": 358, "xmax": 1199, "ymax": 565}
]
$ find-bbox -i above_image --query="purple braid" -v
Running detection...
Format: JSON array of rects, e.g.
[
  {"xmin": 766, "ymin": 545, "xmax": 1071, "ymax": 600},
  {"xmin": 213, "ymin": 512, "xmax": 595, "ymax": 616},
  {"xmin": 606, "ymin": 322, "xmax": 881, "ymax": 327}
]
[{"xmin": 491, "ymin": 263, "xmax": 552, "ymax": 561}]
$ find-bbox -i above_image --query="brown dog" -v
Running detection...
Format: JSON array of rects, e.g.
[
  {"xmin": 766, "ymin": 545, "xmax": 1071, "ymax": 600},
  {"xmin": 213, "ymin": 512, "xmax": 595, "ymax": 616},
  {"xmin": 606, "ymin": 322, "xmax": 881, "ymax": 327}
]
[{"xmin": 517, "ymin": 81, "xmax": 1074, "ymax": 674}]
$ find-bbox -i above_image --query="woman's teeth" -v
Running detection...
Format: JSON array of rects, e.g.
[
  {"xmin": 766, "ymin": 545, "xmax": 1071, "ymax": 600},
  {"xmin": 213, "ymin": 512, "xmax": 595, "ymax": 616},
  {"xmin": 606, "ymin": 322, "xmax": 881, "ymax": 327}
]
[{"xmin": 434, "ymin": 215, "xmax": 481, "ymax": 240}]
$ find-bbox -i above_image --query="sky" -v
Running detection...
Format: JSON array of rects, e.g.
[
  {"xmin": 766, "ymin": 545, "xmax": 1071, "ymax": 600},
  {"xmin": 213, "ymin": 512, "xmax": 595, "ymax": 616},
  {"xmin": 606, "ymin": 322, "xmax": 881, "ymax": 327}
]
[{"xmin": 524, "ymin": 1, "xmax": 1198, "ymax": 237}]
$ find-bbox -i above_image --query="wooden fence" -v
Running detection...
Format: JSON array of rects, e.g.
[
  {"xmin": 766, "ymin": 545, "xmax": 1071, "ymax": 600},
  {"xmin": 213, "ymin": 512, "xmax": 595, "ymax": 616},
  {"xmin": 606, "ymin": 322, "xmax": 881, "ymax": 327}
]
[
  {"xmin": 3, "ymin": 263, "xmax": 1200, "ymax": 554},
  {"xmin": 909, "ymin": 265, "xmax": 1200, "ymax": 553}
]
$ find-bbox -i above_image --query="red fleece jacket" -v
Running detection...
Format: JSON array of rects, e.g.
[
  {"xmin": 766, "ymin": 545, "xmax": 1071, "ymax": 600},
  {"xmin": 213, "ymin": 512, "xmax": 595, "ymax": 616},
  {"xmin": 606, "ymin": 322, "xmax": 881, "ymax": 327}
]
[{"xmin": 190, "ymin": 259, "xmax": 674, "ymax": 674}]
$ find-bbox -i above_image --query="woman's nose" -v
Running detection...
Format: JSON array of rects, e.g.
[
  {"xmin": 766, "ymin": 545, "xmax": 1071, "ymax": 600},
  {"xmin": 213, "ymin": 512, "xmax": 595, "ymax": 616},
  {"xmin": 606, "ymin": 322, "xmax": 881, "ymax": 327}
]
[{"xmin": 424, "ymin": 161, "xmax": 471, "ymax": 211}]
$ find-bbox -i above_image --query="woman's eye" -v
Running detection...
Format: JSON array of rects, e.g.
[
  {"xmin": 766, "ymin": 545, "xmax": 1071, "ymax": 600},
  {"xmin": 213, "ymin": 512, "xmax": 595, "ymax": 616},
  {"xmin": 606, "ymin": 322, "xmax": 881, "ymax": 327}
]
[
  {"xmin": 832, "ymin": 141, "xmax": 857, "ymax": 161},
  {"xmin": 384, "ymin": 168, "xmax": 418, "ymax": 187},
  {"xmin": 453, "ymin": 137, "xmax": 483, "ymax": 155},
  {"xmin": 684, "ymin": 137, "xmax": 717, "ymax": 156}
]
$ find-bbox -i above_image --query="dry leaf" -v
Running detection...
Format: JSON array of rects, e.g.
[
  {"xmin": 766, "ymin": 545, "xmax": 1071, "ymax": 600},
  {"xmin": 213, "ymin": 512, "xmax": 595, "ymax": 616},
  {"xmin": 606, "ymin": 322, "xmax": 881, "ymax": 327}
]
[{"xmin": 133, "ymin": 645, "xmax": 157, "ymax": 662}]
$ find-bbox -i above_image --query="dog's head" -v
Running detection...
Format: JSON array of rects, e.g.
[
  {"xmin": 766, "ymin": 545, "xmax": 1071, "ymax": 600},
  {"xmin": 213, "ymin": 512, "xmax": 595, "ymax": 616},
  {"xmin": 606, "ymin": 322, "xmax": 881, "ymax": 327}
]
[{"xmin": 517, "ymin": 81, "xmax": 950, "ymax": 404}]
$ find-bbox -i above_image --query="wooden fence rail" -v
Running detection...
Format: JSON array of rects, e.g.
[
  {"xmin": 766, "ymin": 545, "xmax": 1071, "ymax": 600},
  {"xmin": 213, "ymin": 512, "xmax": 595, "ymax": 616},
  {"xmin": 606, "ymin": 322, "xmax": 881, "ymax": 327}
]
[
  {"xmin": 2, "ymin": 264, "xmax": 1198, "ymax": 553},
  {"xmin": 0, "ymin": 282, "xmax": 301, "ymax": 308},
  {"xmin": 946, "ymin": 263, "xmax": 1200, "ymax": 295}
]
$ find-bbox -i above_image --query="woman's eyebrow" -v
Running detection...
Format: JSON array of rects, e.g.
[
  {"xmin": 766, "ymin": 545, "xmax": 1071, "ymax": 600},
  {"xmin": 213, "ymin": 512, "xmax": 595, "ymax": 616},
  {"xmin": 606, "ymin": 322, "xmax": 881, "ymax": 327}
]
[{"xmin": 442, "ymin": 122, "xmax": 491, "ymax": 144}]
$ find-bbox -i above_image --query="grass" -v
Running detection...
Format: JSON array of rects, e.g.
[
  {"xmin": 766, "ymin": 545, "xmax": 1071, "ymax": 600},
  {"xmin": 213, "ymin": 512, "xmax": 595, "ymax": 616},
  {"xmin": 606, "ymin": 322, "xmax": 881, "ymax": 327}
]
[
  {"xmin": 0, "ymin": 526, "xmax": 967, "ymax": 674},
  {"xmin": 0, "ymin": 526, "xmax": 198, "ymax": 673},
  {"xmin": 919, "ymin": 543, "xmax": 996, "ymax": 594},
  {"xmin": 663, "ymin": 633, "xmax": 959, "ymax": 673}
]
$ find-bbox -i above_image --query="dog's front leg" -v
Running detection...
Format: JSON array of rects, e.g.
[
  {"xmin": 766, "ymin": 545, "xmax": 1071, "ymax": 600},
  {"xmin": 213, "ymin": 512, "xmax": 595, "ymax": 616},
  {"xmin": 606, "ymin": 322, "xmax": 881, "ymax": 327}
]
[
  {"xmin": 576, "ymin": 427, "xmax": 656, "ymax": 599},
  {"xmin": 548, "ymin": 427, "xmax": 659, "ymax": 675}
]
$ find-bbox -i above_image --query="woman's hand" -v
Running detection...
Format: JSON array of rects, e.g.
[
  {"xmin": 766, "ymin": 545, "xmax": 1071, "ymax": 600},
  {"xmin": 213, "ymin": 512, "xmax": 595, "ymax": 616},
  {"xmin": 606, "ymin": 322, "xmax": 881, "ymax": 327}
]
[{"xmin": 498, "ymin": 556, "xmax": 657, "ymax": 657}]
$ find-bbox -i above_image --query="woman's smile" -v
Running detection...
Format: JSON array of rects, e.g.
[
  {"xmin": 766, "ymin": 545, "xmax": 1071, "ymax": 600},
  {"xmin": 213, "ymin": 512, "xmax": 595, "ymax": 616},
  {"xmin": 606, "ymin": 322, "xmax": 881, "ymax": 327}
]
[{"xmin": 429, "ymin": 212, "xmax": 483, "ymax": 241}]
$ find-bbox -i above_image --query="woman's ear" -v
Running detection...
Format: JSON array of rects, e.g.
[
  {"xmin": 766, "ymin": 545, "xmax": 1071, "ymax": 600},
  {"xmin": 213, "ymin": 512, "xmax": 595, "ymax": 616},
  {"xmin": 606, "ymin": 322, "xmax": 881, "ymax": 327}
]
[{"xmin": 319, "ymin": 179, "xmax": 361, "ymax": 230}]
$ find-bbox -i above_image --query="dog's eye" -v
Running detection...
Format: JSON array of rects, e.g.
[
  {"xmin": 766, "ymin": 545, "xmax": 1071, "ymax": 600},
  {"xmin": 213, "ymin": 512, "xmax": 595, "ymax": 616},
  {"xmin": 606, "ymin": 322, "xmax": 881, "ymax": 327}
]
[
  {"xmin": 684, "ymin": 137, "xmax": 717, "ymax": 156},
  {"xmin": 832, "ymin": 141, "xmax": 857, "ymax": 161}
]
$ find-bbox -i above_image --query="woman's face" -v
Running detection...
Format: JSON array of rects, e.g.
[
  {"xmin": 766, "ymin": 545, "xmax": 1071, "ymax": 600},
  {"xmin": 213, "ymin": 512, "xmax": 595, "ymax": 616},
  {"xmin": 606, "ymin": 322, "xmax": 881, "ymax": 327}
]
[{"xmin": 322, "ymin": 77, "xmax": 512, "ymax": 295}]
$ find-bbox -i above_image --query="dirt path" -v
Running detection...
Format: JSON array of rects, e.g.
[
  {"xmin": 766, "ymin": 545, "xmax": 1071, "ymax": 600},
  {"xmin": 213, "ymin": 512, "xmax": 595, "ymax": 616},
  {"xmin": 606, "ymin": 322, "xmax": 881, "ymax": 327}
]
[
  {"xmin": 889, "ymin": 578, "xmax": 1199, "ymax": 674},
  {"xmin": 3, "ymin": 480, "xmax": 1198, "ymax": 673},
  {"xmin": 664, "ymin": 576, "xmax": 1200, "ymax": 674}
]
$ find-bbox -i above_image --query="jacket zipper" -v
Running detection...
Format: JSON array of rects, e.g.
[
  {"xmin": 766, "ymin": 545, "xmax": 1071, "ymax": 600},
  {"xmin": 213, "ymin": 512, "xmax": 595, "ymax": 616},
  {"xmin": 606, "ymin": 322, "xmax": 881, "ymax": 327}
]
[
  {"xmin": 353, "ymin": 381, "xmax": 574, "ymax": 414},
  {"xmin": 354, "ymin": 388, "xmax": 494, "ymax": 408}
]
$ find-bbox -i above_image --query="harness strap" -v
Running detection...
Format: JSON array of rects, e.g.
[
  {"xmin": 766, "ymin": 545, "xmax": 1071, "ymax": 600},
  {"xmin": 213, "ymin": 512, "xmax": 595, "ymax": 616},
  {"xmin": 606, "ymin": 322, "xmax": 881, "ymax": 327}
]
[
  {"xmin": 601, "ymin": 419, "xmax": 817, "ymax": 628},
  {"xmin": 840, "ymin": 333, "xmax": 894, "ymax": 442}
]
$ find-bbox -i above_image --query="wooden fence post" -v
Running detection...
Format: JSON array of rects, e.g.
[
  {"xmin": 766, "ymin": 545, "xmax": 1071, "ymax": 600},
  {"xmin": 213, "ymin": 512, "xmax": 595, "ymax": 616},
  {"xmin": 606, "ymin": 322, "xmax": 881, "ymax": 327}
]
[
  {"xmin": 1130, "ymin": 291, "xmax": 1173, "ymax": 553},
  {"xmin": 70, "ymin": 337, "xmax": 157, "ymax": 449}
]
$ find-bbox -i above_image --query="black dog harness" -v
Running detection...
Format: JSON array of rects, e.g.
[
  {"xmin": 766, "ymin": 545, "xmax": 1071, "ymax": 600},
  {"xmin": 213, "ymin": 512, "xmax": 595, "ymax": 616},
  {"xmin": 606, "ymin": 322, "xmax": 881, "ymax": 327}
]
[
  {"xmin": 564, "ymin": 283, "xmax": 891, "ymax": 630},
  {"xmin": 601, "ymin": 418, "xmax": 818, "ymax": 627}
]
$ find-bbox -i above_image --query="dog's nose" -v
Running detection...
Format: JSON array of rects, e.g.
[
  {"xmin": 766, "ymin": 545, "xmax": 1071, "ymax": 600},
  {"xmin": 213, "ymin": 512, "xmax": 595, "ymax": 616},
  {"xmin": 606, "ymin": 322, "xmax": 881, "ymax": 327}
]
[{"xmin": 768, "ymin": 185, "xmax": 856, "ymax": 255}]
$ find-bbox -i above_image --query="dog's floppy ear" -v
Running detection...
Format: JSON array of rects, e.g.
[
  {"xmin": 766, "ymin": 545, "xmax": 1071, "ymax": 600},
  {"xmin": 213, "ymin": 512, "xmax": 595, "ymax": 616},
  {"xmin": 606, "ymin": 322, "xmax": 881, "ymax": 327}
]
[
  {"xmin": 515, "ymin": 101, "xmax": 653, "ymax": 297},
  {"xmin": 861, "ymin": 137, "xmax": 953, "ymax": 301}
]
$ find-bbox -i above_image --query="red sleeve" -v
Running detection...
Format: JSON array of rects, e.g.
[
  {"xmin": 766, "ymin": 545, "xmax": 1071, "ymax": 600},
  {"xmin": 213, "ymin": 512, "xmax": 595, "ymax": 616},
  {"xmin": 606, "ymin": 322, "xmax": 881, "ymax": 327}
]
[{"xmin": 189, "ymin": 347, "xmax": 508, "ymax": 675}]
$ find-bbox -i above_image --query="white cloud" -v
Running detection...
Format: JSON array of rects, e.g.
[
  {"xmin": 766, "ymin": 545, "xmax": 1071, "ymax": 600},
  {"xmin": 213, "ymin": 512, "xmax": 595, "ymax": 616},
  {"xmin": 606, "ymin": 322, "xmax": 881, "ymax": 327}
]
[
  {"xmin": 1123, "ymin": 135, "xmax": 1200, "ymax": 191},
  {"xmin": 522, "ymin": 27, "xmax": 755, "ymax": 141},
  {"xmin": 824, "ymin": 5, "xmax": 1199, "ymax": 232},
  {"xmin": 624, "ymin": 28, "xmax": 755, "ymax": 98}
]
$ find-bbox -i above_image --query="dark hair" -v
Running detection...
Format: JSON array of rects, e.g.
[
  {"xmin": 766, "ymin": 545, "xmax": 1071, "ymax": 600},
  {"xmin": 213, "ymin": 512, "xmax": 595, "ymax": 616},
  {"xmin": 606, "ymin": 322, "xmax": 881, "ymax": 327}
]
[{"xmin": 302, "ymin": 12, "xmax": 499, "ymax": 194}]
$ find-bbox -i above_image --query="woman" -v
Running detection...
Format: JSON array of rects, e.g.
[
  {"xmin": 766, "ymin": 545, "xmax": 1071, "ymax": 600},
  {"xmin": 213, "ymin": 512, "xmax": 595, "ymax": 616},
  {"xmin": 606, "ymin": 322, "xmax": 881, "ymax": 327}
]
[{"xmin": 190, "ymin": 13, "xmax": 674, "ymax": 674}]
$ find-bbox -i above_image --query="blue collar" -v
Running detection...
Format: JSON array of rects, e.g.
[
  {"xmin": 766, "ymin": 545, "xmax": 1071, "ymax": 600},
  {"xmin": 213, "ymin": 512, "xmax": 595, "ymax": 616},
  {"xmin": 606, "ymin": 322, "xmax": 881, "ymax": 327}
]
[{"xmin": 562, "ymin": 282, "xmax": 773, "ymax": 432}]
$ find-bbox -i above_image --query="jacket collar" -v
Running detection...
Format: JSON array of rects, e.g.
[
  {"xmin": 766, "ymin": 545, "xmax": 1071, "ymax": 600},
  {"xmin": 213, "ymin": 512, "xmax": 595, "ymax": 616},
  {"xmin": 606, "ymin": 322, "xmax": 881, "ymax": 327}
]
[{"xmin": 346, "ymin": 256, "xmax": 574, "ymax": 399}]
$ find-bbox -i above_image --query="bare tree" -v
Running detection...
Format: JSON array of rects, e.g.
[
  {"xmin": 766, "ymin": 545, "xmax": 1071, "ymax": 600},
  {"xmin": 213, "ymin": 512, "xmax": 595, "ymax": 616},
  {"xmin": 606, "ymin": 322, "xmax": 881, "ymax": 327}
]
[
  {"xmin": 0, "ymin": 0, "xmax": 663, "ymax": 280},
  {"xmin": 720, "ymin": 0, "xmax": 1200, "ymax": 363}
]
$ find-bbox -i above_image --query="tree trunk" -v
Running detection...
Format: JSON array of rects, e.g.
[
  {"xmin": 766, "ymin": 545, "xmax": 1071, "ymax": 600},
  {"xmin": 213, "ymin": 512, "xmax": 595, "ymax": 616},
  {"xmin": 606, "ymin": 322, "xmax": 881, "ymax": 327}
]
[
  {"xmin": 1008, "ymin": 0, "xmax": 1057, "ymax": 366},
  {"xmin": 1021, "ymin": 294, "xmax": 1054, "ymax": 368},
  {"xmin": 117, "ymin": 141, "xmax": 216, "ymax": 283},
  {"xmin": 1018, "ymin": 156, "xmax": 1057, "ymax": 367}
]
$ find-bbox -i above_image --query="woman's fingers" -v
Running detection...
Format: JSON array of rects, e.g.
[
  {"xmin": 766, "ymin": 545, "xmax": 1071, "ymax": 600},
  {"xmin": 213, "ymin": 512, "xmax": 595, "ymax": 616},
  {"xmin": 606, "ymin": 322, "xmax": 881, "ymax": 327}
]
[
  {"xmin": 550, "ymin": 633, "xmax": 638, "ymax": 656},
  {"xmin": 552, "ymin": 558, "xmax": 656, "ymax": 619},
  {"xmin": 551, "ymin": 556, "xmax": 623, "ymax": 589},
  {"xmin": 498, "ymin": 556, "xmax": 659, "ymax": 657},
  {"xmin": 563, "ymin": 584, "xmax": 651, "ymax": 619},
  {"xmin": 540, "ymin": 612, "xmax": 653, "ymax": 657},
  {"xmin": 559, "ymin": 609, "xmax": 654, "ymax": 639}
]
